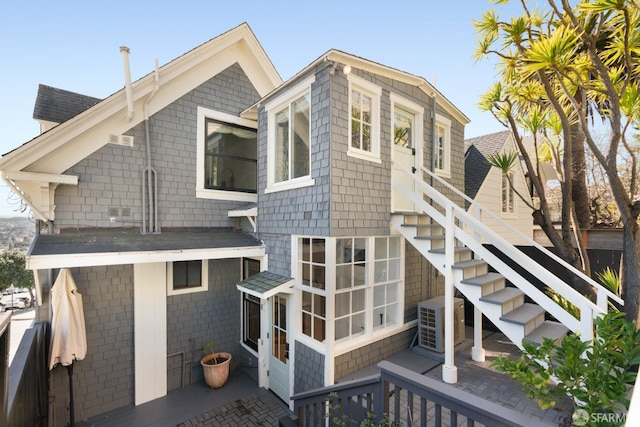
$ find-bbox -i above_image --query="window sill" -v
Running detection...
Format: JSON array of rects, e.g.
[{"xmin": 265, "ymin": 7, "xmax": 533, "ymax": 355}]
[
  {"xmin": 167, "ymin": 285, "xmax": 208, "ymax": 297},
  {"xmin": 264, "ymin": 177, "xmax": 315, "ymax": 194},
  {"xmin": 196, "ymin": 188, "xmax": 257, "ymax": 203},
  {"xmin": 347, "ymin": 149, "xmax": 381, "ymax": 164}
]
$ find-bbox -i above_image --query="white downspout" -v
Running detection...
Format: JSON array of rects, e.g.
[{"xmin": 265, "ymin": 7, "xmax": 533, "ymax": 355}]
[
  {"xmin": 141, "ymin": 59, "xmax": 160, "ymax": 233},
  {"xmin": 120, "ymin": 46, "xmax": 135, "ymax": 122}
]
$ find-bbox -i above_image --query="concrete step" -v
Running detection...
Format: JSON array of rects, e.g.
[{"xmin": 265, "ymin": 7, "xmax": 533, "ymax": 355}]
[
  {"xmin": 480, "ymin": 287, "xmax": 525, "ymax": 315},
  {"xmin": 524, "ymin": 321, "xmax": 569, "ymax": 346},
  {"xmin": 500, "ymin": 303, "xmax": 546, "ymax": 336},
  {"xmin": 460, "ymin": 272, "xmax": 505, "ymax": 296}
]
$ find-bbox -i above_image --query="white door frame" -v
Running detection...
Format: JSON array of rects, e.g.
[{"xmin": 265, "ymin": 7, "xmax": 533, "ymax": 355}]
[
  {"xmin": 390, "ymin": 94, "xmax": 424, "ymax": 212},
  {"xmin": 267, "ymin": 291, "xmax": 294, "ymax": 403}
]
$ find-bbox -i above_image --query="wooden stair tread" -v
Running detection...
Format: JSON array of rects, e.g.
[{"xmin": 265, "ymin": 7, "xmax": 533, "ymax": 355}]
[
  {"xmin": 415, "ymin": 235, "xmax": 445, "ymax": 241},
  {"xmin": 460, "ymin": 272, "xmax": 503, "ymax": 286},
  {"xmin": 479, "ymin": 287, "xmax": 523, "ymax": 304},
  {"xmin": 524, "ymin": 321, "xmax": 569, "ymax": 345},
  {"xmin": 429, "ymin": 247, "xmax": 471, "ymax": 255},
  {"xmin": 500, "ymin": 303, "xmax": 545, "ymax": 325},
  {"xmin": 452, "ymin": 259, "xmax": 487, "ymax": 270}
]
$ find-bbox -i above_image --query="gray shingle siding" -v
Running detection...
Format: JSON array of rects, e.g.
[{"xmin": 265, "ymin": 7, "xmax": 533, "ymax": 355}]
[
  {"xmin": 50, "ymin": 265, "xmax": 134, "ymax": 426},
  {"xmin": 257, "ymin": 67, "xmax": 331, "ymax": 238},
  {"xmin": 54, "ymin": 63, "xmax": 261, "ymax": 229},
  {"xmin": 293, "ymin": 341, "xmax": 325, "ymax": 394},
  {"xmin": 166, "ymin": 258, "xmax": 243, "ymax": 391}
]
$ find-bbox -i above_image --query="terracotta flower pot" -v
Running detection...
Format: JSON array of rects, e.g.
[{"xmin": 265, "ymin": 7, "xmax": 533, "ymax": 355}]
[{"xmin": 200, "ymin": 352, "xmax": 231, "ymax": 388}]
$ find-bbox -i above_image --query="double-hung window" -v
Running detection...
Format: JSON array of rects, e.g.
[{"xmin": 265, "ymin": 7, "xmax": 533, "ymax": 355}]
[
  {"xmin": 434, "ymin": 114, "xmax": 451, "ymax": 176},
  {"xmin": 348, "ymin": 74, "xmax": 381, "ymax": 162},
  {"xmin": 335, "ymin": 238, "xmax": 367, "ymax": 341},
  {"xmin": 265, "ymin": 76, "xmax": 315, "ymax": 193},
  {"xmin": 299, "ymin": 238, "xmax": 326, "ymax": 342},
  {"xmin": 196, "ymin": 108, "xmax": 257, "ymax": 202}
]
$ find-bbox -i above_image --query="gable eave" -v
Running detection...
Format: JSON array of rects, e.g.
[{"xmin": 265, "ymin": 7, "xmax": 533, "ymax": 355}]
[
  {"xmin": 0, "ymin": 23, "xmax": 281, "ymax": 175},
  {"xmin": 326, "ymin": 50, "xmax": 470, "ymax": 125}
]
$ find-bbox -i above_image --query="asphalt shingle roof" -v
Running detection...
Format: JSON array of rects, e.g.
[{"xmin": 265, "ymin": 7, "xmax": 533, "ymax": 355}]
[
  {"xmin": 32, "ymin": 84, "xmax": 101, "ymax": 124},
  {"xmin": 464, "ymin": 130, "xmax": 511, "ymax": 200}
]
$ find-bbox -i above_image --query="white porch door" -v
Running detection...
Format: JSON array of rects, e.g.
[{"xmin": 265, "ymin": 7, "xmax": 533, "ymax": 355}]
[
  {"xmin": 392, "ymin": 106, "xmax": 417, "ymax": 212},
  {"xmin": 269, "ymin": 294, "xmax": 290, "ymax": 402}
]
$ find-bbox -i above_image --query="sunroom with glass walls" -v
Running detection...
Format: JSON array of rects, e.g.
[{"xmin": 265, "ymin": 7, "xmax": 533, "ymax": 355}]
[{"xmin": 294, "ymin": 235, "xmax": 404, "ymax": 354}]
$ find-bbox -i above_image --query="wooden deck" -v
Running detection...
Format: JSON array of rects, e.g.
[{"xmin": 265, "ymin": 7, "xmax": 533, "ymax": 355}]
[{"xmin": 85, "ymin": 329, "xmax": 565, "ymax": 426}]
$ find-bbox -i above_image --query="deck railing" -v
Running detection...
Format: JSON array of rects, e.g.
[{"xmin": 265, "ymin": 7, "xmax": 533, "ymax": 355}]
[
  {"xmin": 290, "ymin": 361, "xmax": 548, "ymax": 427},
  {"xmin": 7, "ymin": 321, "xmax": 48, "ymax": 427}
]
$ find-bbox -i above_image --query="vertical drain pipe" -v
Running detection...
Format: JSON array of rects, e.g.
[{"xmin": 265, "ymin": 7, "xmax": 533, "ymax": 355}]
[
  {"xmin": 141, "ymin": 59, "xmax": 160, "ymax": 233},
  {"xmin": 120, "ymin": 46, "xmax": 160, "ymax": 233}
]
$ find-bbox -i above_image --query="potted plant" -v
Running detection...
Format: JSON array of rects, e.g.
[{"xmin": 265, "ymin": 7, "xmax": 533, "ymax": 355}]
[{"xmin": 200, "ymin": 342, "xmax": 232, "ymax": 388}]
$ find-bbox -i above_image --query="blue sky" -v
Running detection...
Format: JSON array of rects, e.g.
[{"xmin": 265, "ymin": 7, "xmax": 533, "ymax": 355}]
[{"xmin": 0, "ymin": 0, "xmax": 519, "ymax": 217}]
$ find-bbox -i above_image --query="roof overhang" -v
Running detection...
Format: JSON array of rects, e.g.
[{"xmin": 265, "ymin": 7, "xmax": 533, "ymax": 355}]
[
  {"xmin": 26, "ymin": 228, "xmax": 265, "ymax": 270},
  {"xmin": 0, "ymin": 23, "xmax": 282, "ymax": 221},
  {"xmin": 236, "ymin": 271, "xmax": 294, "ymax": 299},
  {"xmin": 244, "ymin": 49, "xmax": 470, "ymax": 126}
]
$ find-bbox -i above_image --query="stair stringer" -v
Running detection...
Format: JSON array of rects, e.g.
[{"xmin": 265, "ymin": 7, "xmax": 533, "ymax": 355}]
[{"xmin": 391, "ymin": 213, "xmax": 571, "ymax": 352}]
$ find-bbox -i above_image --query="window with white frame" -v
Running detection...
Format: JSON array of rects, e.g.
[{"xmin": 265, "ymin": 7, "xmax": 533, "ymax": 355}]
[
  {"xmin": 242, "ymin": 258, "xmax": 261, "ymax": 351},
  {"xmin": 502, "ymin": 172, "xmax": 516, "ymax": 215},
  {"xmin": 196, "ymin": 108, "xmax": 258, "ymax": 202},
  {"xmin": 335, "ymin": 238, "xmax": 367, "ymax": 341},
  {"xmin": 299, "ymin": 238, "xmax": 326, "ymax": 342},
  {"xmin": 296, "ymin": 235, "xmax": 403, "ymax": 345},
  {"xmin": 434, "ymin": 114, "xmax": 451, "ymax": 176},
  {"xmin": 373, "ymin": 237, "xmax": 402, "ymax": 329},
  {"xmin": 348, "ymin": 75, "xmax": 381, "ymax": 162},
  {"xmin": 265, "ymin": 76, "xmax": 315, "ymax": 193},
  {"xmin": 167, "ymin": 260, "xmax": 209, "ymax": 296}
]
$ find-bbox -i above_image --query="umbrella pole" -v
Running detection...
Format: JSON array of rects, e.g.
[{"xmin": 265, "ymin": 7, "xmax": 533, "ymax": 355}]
[{"xmin": 68, "ymin": 363, "xmax": 75, "ymax": 427}]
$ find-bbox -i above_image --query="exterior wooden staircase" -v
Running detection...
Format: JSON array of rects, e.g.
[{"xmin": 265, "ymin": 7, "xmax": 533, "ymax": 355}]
[
  {"xmin": 393, "ymin": 212, "xmax": 569, "ymax": 347},
  {"xmin": 391, "ymin": 163, "xmax": 623, "ymax": 366}
]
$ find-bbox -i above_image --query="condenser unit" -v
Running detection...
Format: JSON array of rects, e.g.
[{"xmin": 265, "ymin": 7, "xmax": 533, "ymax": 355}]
[{"xmin": 418, "ymin": 296, "xmax": 465, "ymax": 353}]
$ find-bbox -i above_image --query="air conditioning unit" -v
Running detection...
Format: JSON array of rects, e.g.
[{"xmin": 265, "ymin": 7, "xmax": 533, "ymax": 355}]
[{"xmin": 418, "ymin": 296, "xmax": 465, "ymax": 353}]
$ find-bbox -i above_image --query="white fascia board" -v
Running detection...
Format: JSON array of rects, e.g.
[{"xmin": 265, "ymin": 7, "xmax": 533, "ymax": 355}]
[
  {"xmin": 2, "ymin": 24, "xmax": 280, "ymax": 174},
  {"xmin": 26, "ymin": 245, "xmax": 266, "ymax": 270},
  {"xmin": 325, "ymin": 51, "xmax": 470, "ymax": 126},
  {"xmin": 3, "ymin": 170, "xmax": 78, "ymax": 185}
]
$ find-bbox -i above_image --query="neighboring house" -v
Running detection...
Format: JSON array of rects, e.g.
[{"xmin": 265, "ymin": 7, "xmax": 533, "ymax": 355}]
[
  {"xmin": 465, "ymin": 130, "xmax": 533, "ymax": 245},
  {"xmin": 0, "ymin": 23, "xmax": 615, "ymax": 425}
]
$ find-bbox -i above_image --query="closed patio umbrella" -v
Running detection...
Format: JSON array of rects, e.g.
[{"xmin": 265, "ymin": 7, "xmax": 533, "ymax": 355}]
[{"xmin": 49, "ymin": 268, "xmax": 87, "ymax": 426}]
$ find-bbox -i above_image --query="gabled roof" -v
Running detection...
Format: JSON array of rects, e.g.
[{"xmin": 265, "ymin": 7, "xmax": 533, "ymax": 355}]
[
  {"xmin": 464, "ymin": 130, "xmax": 511, "ymax": 200},
  {"xmin": 0, "ymin": 23, "xmax": 282, "ymax": 221},
  {"xmin": 245, "ymin": 49, "xmax": 470, "ymax": 126},
  {"xmin": 33, "ymin": 84, "xmax": 101, "ymax": 124},
  {"xmin": 0, "ymin": 22, "xmax": 281, "ymax": 174}
]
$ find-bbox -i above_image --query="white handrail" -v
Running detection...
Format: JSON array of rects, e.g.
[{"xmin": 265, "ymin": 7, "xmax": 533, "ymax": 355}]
[
  {"xmin": 394, "ymin": 178, "xmax": 597, "ymax": 339},
  {"xmin": 391, "ymin": 162, "xmax": 623, "ymax": 341},
  {"xmin": 420, "ymin": 165, "xmax": 623, "ymax": 307}
]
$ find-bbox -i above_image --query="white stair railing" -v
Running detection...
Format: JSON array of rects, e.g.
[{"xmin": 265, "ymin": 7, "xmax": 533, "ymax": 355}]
[{"xmin": 392, "ymin": 162, "xmax": 623, "ymax": 341}]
